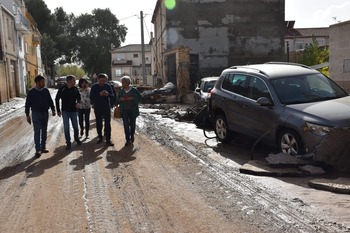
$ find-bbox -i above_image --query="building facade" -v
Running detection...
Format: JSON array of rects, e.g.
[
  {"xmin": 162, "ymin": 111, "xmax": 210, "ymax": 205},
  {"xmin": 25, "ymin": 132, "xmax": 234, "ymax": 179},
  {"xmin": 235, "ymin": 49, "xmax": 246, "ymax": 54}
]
[
  {"xmin": 284, "ymin": 21, "xmax": 329, "ymax": 63},
  {"xmin": 0, "ymin": 0, "xmax": 42, "ymax": 104},
  {"xmin": 151, "ymin": 0, "xmax": 285, "ymax": 94},
  {"xmin": 0, "ymin": 3, "xmax": 18, "ymax": 103},
  {"xmin": 111, "ymin": 44, "xmax": 152, "ymax": 85},
  {"xmin": 329, "ymin": 20, "xmax": 350, "ymax": 92}
]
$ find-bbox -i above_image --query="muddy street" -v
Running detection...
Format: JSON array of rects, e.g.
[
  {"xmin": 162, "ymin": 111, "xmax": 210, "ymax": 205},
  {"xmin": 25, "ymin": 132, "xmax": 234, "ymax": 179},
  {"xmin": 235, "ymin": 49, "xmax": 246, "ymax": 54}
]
[{"xmin": 0, "ymin": 96, "xmax": 349, "ymax": 232}]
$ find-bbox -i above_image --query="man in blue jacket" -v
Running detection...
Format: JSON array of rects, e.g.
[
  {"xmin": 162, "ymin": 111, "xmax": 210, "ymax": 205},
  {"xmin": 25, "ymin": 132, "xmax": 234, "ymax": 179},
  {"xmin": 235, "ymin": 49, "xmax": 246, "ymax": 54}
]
[
  {"xmin": 55, "ymin": 75, "xmax": 82, "ymax": 150},
  {"xmin": 90, "ymin": 73, "xmax": 115, "ymax": 146},
  {"xmin": 25, "ymin": 75, "xmax": 56, "ymax": 158}
]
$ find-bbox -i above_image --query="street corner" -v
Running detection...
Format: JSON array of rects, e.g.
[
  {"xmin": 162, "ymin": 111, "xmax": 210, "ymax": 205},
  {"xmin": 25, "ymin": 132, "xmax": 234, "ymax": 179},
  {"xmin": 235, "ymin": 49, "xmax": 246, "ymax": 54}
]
[{"xmin": 309, "ymin": 177, "xmax": 350, "ymax": 194}]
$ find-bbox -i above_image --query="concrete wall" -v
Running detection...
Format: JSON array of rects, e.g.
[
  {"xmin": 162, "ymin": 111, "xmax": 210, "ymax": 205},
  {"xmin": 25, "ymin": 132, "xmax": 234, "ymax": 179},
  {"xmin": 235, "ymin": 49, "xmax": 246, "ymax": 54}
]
[
  {"xmin": 165, "ymin": 0, "xmax": 285, "ymax": 77},
  {"xmin": 329, "ymin": 20, "xmax": 350, "ymax": 92}
]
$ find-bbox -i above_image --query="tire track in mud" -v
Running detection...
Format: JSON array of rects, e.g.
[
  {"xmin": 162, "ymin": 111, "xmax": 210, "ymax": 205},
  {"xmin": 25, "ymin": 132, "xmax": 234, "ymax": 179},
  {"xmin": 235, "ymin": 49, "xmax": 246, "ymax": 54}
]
[{"xmin": 138, "ymin": 112, "xmax": 346, "ymax": 232}]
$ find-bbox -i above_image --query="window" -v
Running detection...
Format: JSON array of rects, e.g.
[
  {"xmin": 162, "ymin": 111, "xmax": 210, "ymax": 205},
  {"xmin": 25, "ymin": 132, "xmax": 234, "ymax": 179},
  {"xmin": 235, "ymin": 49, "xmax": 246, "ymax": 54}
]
[
  {"xmin": 248, "ymin": 77, "xmax": 272, "ymax": 101},
  {"xmin": 294, "ymin": 40, "xmax": 304, "ymax": 50},
  {"xmin": 115, "ymin": 69, "xmax": 121, "ymax": 76},
  {"xmin": 18, "ymin": 36, "xmax": 22, "ymax": 51},
  {"xmin": 25, "ymin": 42, "xmax": 28, "ymax": 54},
  {"xmin": 6, "ymin": 19, "xmax": 10, "ymax": 40},
  {"xmin": 133, "ymin": 54, "xmax": 138, "ymax": 58},
  {"xmin": 222, "ymin": 73, "xmax": 248, "ymax": 96}
]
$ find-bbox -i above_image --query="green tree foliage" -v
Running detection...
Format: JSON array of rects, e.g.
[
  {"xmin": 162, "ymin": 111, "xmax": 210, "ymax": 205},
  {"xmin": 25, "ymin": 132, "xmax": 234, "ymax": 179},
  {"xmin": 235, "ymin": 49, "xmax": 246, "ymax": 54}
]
[
  {"xmin": 24, "ymin": 0, "xmax": 52, "ymax": 34},
  {"xmin": 71, "ymin": 8, "xmax": 127, "ymax": 78},
  {"xmin": 298, "ymin": 37, "xmax": 329, "ymax": 76},
  {"xmin": 26, "ymin": 1, "xmax": 127, "ymax": 79},
  {"xmin": 56, "ymin": 65, "xmax": 86, "ymax": 79}
]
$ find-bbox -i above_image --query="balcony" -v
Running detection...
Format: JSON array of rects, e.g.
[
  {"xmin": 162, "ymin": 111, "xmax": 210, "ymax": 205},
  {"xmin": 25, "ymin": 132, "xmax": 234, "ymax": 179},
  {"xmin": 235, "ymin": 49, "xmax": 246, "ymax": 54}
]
[
  {"xmin": 112, "ymin": 59, "xmax": 132, "ymax": 65},
  {"xmin": 15, "ymin": 13, "xmax": 30, "ymax": 34},
  {"xmin": 33, "ymin": 34, "xmax": 40, "ymax": 45}
]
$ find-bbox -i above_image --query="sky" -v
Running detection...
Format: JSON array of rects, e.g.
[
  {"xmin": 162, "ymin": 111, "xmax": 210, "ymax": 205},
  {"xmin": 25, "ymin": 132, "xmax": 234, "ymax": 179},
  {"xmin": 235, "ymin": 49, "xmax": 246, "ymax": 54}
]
[{"xmin": 43, "ymin": 0, "xmax": 350, "ymax": 46}]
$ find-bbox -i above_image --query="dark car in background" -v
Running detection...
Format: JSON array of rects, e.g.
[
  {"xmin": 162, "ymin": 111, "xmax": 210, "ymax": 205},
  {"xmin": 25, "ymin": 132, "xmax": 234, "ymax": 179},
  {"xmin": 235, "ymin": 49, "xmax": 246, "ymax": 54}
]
[
  {"xmin": 209, "ymin": 62, "xmax": 350, "ymax": 155},
  {"xmin": 56, "ymin": 76, "xmax": 67, "ymax": 88},
  {"xmin": 194, "ymin": 77, "xmax": 219, "ymax": 103}
]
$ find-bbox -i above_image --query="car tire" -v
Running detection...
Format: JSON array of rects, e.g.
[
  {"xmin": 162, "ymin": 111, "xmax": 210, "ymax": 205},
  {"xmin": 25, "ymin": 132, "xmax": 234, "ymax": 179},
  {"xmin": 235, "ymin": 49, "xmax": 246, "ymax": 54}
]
[
  {"xmin": 278, "ymin": 129, "xmax": 305, "ymax": 155},
  {"xmin": 214, "ymin": 114, "xmax": 232, "ymax": 143}
]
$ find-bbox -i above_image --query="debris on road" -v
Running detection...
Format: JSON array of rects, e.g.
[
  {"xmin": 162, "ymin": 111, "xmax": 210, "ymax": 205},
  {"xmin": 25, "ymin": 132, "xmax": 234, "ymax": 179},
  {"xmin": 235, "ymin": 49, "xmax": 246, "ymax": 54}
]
[
  {"xmin": 309, "ymin": 177, "xmax": 350, "ymax": 194},
  {"xmin": 265, "ymin": 153, "xmax": 312, "ymax": 167}
]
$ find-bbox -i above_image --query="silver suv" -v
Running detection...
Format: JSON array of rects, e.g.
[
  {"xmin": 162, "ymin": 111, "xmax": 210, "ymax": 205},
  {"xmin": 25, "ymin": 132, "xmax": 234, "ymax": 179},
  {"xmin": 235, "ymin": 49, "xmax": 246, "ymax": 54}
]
[{"xmin": 209, "ymin": 62, "xmax": 350, "ymax": 155}]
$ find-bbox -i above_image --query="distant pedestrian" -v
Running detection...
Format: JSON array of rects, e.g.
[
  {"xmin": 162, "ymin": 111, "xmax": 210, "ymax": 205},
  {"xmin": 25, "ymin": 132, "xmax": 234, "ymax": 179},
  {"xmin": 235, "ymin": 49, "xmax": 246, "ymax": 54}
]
[
  {"xmin": 78, "ymin": 78, "xmax": 91, "ymax": 138},
  {"xmin": 55, "ymin": 75, "xmax": 82, "ymax": 150},
  {"xmin": 25, "ymin": 75, "xmax": 56, "ymax": 158},
  {"xmin": 116, "ymin": 76, "xmax": 142, "ymax": 146},
  {"xmin": 90, "ymin": 73, "xmax": 115, "ymax": 146}
]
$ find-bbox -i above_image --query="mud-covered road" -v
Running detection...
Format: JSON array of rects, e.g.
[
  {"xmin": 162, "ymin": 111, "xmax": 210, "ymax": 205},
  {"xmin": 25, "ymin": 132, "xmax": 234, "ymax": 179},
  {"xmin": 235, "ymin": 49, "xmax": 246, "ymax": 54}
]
[{"xmin": 0, "ymin": 93, "xmax": 349, "ymax": 232}]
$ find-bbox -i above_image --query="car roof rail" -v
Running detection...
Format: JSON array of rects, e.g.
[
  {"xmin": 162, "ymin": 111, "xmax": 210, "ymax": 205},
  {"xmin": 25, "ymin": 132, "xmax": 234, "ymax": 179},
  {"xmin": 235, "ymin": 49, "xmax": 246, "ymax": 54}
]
[
  {"xmin": 265, "ymin": 61, "xmax": 313, "ymax": 70},
  {"xmin": 227, "ymin": 65, "xmax": 268, "ymax": 76}
]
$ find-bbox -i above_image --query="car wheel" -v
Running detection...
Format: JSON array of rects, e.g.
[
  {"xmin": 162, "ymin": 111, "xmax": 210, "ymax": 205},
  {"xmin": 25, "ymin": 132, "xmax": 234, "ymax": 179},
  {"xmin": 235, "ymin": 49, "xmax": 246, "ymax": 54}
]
[
  {"xmin": 214, "ymin": 114, "xmax": 232, "ymax": 143},
  {"xmin": 278, "ymin": 129, "xmax": 305, "ymax": 155}
]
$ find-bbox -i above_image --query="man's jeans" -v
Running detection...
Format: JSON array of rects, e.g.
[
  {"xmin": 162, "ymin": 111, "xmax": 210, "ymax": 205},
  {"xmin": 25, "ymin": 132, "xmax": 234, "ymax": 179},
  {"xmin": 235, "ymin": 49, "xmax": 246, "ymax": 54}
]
[
  {"xmin": 32, "ymin": 111, "xmax": 49, "ymax": 152},
  {"xmin": 122, "ymin": 109, "xmax": 136, "ymax": 142},
  {"xmin": 94, "ymin": 107, "xmax": 111, "ymax": 142},
  {"xmin": 62, "ymin": 111, "xmax": 79, "ymax": 144}
]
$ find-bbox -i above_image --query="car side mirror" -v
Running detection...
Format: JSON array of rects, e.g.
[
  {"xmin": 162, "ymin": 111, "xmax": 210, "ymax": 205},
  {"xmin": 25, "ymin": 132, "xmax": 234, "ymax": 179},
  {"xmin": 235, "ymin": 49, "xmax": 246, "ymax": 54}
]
[{"xmin": 256, "ymin": 97, "xmax": 273, "ymax": 107}]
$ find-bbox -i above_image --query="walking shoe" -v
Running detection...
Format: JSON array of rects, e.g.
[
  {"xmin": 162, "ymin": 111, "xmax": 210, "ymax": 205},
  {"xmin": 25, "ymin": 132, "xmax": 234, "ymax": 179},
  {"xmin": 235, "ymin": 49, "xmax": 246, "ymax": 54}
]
[
  {"xmin": 97, "ymin": 138, "xmax": 103, "ymax": 144},
  {"xmin": 124, "ymin": 141, "xmax": 131, "ymax": 147},
  {"xmin": 35, "ymin": 151, "xmax": 41, "ymax": 158},
  {"xmin": 66, "ymin": 143, "xmax": 72, "ymax": 150},
  {"xmin": 41, "ymin": 149, "xmax": 49, "ymax": 153},
  {"xmin": 106, "ymin": 141, "xmax": 114, "ymax": 147},
  {"xmin": 76, "ymin": 140, "xmax": 82, "ymax": 146}
]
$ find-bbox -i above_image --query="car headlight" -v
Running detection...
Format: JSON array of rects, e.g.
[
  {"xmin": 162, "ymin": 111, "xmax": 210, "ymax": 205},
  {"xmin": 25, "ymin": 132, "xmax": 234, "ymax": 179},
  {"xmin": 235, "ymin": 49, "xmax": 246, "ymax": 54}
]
[{"xmin": 305, "ymin": 122, "xmax": 332, "ymax": 136}]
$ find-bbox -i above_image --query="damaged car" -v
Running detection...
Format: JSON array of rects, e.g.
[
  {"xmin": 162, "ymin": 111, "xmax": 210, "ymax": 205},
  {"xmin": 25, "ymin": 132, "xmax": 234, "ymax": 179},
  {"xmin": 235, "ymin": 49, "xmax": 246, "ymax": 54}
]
[
  {"xmin": 209, "ymin": 62, "xmax": 350, "ymax": 156},
  {"xmin": 141, "ymin": 82, "xmax": 176, "ymax": 103}
]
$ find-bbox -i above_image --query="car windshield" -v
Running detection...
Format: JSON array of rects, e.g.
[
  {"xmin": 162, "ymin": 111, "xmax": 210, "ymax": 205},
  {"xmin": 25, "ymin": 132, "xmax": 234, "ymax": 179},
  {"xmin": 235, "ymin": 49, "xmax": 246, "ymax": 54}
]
[
  {"xmin": 271, "ymin": 73, "xmax": 349, "ymax": 105},
  {"xmin": 203, "ymin": 80, "xmax": 216, "ymax": 92}
]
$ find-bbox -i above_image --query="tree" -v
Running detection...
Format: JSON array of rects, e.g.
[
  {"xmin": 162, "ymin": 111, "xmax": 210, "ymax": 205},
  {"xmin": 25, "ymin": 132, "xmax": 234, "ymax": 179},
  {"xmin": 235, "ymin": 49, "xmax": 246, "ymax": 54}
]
[
  {"xmin": 25, "ymin": 1, "xmax": 75, "ymax": 77},
  {"xmin": 56, "ymin": 65, "xmax": 86, "ymax": 79},
  {"xmin": 298, "ymin": 37, "xmax": 329, "ymax": 76},
  {"xmin": 71, "ymin": 8, "xmax": 127, "ymax": 78}
]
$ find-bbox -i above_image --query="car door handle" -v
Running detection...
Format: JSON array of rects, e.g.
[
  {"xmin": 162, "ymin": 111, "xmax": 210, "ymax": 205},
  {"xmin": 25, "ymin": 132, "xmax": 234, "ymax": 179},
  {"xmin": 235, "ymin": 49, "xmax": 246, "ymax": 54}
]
[{"xmin": 242, "ymin": 104, "xmax": 249, "ymax": 108}]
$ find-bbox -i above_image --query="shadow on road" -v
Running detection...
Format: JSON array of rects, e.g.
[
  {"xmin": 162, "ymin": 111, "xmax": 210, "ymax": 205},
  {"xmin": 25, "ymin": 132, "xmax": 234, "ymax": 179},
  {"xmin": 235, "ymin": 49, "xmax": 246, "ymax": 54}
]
[
  {"xmin": 0, "ymin": 155, "xmax": 37, "ymax": 180},
  {"xmin": 69, "ymin": 136, "xmax": 107, "ymax": 171},
  {"xmin": 25, "ymin": 145, "xmax": 77, "ymax": 178},
  {"xmin": 105, "ymin": 145, "xmax": 136, "ymax": 169}
]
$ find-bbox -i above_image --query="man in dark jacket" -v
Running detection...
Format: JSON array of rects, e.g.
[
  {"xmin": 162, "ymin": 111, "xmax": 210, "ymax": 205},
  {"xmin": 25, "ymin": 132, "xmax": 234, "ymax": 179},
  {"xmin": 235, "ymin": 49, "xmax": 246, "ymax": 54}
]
[
  {"xmin": 25, "ymin": 75, "xmax": 56, "ymax": 158},
  {"xmin": 55, "ymin": 75, "xmax": 81, "ymax": 150},
  {"xmin": 90, "ymin": 73, "xmax": 115, "ymax": 146}
]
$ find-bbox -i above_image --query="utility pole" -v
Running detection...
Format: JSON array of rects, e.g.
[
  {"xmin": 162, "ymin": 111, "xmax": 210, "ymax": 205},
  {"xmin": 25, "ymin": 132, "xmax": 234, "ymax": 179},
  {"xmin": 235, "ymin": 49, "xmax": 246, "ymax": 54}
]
[{"xmin": 140, "ymin": 11, "xmax": 146, "ymax": 85}]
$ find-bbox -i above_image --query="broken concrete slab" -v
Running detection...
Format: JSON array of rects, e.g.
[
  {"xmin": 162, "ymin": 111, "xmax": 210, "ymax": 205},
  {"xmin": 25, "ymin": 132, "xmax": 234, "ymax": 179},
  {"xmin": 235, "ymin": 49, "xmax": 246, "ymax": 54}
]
[
  {"xmin": 240, "ymin": 160, "xmax": 304, "ymax": 177},
  {"xmin": 314, "ymin": 128, "xmax": 350, "ymax": 173},
  {"xmin": 299, "ymin": 165, "xmax": 326, "ymax": 176},
  {"xmin": 309, "ymin": 177, "xmax": 350, "ymax": 194},
  {"xmin": 265, "ymin": 153, "xmax": 312, "ymax": 167}
]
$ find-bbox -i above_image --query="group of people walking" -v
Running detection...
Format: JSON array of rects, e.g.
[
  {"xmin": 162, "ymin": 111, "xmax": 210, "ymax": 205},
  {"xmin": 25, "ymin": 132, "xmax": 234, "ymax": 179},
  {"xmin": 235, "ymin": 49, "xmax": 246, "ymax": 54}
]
[{"xmin": 25, "ymin": 73, "xmax": 141, "ymax": 158}]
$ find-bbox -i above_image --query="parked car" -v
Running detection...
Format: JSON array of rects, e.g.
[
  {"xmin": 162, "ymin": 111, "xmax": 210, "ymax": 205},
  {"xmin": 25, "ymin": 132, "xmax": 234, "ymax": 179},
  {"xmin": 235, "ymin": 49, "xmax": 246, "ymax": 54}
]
[
  {"xmin": 56, "ymin": 76, "xmax": 67, "ymax": 88},
  {"xmin": 209, "ymin": 62, "xmax": 350, "ymax": 155},
  {"xmin": 194, "ymin": 77, "xmax": 219, "ymax": 102}
]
